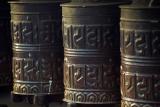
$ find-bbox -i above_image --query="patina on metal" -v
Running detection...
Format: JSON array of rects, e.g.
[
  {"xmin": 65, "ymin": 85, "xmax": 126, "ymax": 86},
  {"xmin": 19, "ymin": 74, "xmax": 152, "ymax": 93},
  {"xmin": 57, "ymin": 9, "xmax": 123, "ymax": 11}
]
[
  {"xmin": 0, "ymin": 1, "xmax": 12, "ymax": 87},
  {"xmin": 120, "ymin": 0, "xmax": 160, "ymax": 107},
  {"xmin": 71, "ymin": 0, "xmax": 114, "ymax": 2},
  {"xmin": 62, "ymin": 0, "xmax": 127, "ymax": 106},
  {"xmin": 71, "ymin": 0, "xmax": 131, "ymax": 3},
  {"xmin": 10, "ymin": 0, "xmax": 65, "ymax": 105}
]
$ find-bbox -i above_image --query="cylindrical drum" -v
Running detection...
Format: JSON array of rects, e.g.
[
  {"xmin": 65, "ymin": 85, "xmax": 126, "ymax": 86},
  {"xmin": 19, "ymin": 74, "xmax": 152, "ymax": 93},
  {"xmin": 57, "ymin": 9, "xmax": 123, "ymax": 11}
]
[
  {"xmin": 62, "ymin": 1, "xmax": 124, "ymax": 105},
  {"xmin": 120, "ymin": 1, "xmax": 160, "ymax": 107},
  {"xmin": 10, "ymin": 0, "xmax": 64, "ymax": 104},
  {"xmin": 0, "ymin": 1, "xmax": 12, "ymax": 87}
]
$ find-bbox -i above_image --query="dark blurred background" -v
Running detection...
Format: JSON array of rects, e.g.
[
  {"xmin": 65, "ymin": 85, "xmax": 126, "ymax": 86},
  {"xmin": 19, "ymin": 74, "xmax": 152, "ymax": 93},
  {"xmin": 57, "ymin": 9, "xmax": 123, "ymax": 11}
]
[{"xmin": 0, "ymin": 88, "xmax": 66, "ymax": 107}]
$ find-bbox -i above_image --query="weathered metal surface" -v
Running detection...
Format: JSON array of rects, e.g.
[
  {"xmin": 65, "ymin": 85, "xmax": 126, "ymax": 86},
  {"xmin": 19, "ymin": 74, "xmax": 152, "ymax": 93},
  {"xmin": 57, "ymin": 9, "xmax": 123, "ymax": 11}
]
[
  {"xmin": 10, "ymin": 0, "xmax": 64, "ymax": 99},
  {"xmin": 70, "ymin": 0, "xmax": 109, "ymax": 2},
  {"xmin": 70, "ymin": 0, "xmax": 131, "ymax": 3},
  {"xmin": 62, "ymin": 2, "xmax": 123, "ymax": 104},
  {"xmin": 0, "ymin": 1, "xmax": 12, "ymax": 87},
  {"xmin": 120, "ymin": 1, "xmax": 160, "ymax": 107}
]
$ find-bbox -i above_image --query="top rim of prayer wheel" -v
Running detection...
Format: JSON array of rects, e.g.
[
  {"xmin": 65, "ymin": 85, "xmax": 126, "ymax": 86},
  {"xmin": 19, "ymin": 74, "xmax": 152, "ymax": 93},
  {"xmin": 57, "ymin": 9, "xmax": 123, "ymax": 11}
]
[{"xmin": 131, "ymin": 0, "xmax": 160, "ymax": 7}]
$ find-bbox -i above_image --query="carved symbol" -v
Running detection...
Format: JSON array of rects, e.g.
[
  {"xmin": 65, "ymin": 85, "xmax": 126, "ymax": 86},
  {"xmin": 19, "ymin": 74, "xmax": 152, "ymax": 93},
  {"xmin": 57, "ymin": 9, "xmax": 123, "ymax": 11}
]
[
  {"xmin": 86, "ymin": 26, "xmax": 100, "ymax": 48},
  {"xmin": 64, "ymin": 64, "xmax": 70, "ymax": 87},
  {"xmin": 86, "ymin": 65, "xmax": 98, "ymax": 88},
  {"xmin": 152, "ymin": 31, "xmax": 160, "ymax": 56},
  {"xmin": 40, "ymin": 21, "xmax": 53, "ymax": 43},
  {"xmin": 40, "ymin": 57, "xmax": 52, "ymax": 81},
  {"xmin": 125, "ymin": 74, "xmax": 135, "ymax": 98},
  {"xmin": 75, "ymin": 68, "xmax": 84, "ymax": 82},
  {"xmin": 22, "ymin": 22, "xmax": 33, "ymax": 43},
  {"xmin": 125, "ymin": 32, "xmax": 132, "ymax": 48},
  {"xmin": 73, "ymin": 25, "xmax": 85, "ymax": 48},
  {"xmin": 123, "ymin": 30, "xmax": 134, "ymax": 55},
  {"xmin": 135, "ymin": 32, "xmax": 147, "ymax": 56},
  {"xmin": 14, "ymin": 59, "xmax": 22, "ymax": 80},
  {"xmin": 154, "ymin": 75, "xmax": 160, "ymax": 99},
  {"xmin": 103, "ymin": 64, "xmax": 116, "ymax": 89},
  {"xmin": 74, "ymin": 65, "xmax": 85, "ymax": 88},
  {"xmin": 12, "ymin": 22, "xmax": 21, "ymax": 43},
  {"xmin": 63, "ymin": 25, "xmax": 70, "ymax": 48},
  {"xmin": 136, "ymin": 76, "xmax": 152, "ymax": 100},
  {"xmin": 23, "ymin": 59, "xmax": 34, "ymax": 81},
  {"xmin": 103, "ymin": 26, "xmax": 113, "ymax": 48}
]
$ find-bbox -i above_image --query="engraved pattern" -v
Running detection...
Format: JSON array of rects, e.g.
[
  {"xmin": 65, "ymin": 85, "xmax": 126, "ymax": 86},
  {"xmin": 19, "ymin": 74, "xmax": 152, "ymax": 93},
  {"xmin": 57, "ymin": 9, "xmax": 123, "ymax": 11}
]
[
  {"xmin": 21, "ymin": 21, "xmax": 33, "ymax": 44},
  {"xmin": 12, "ymin": 50, "xmax": 63, "ymax": 94},
  {"xmin": 64, "ymin": 63, "xmax": 118, "ymax": 90},
  {"xmin": 11, "ymin": 15, "xmax": 56, "ymax": 45},
  {"xmin": 121, "ymin": 72, "xmax": 160, "ymax": 101},
  {"xmin": 121, "ymin": 29, "xmax": 160, "ymax": 57},
  {"xmin": 64, "ymin": 90, "xmax": 119, "ymax": 104},
  {"xmin": 63, "ymin": 24, "xmax": 114, "ymax": 49},
  {"xmin": 13, "ymin": 82, "xmax": 62, "ymax": 94},
  {"xmin": 64, "ymin": 63, "xmax": 120, "ymax": 103}
]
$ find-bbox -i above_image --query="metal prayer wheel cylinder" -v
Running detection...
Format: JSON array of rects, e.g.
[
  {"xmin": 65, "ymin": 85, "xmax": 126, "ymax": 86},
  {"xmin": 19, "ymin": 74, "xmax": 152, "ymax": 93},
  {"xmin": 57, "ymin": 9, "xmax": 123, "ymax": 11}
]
[
  {"xmin": 0, "ymin": 1, "xmax": 12, "ymax": 87},
  {"xmin": 10, "ymin": 0, "xmax": 64, "ymax": 103},
  {"xmin": 120, "ymin": 1, "xmax": 160, "ymax": 106},
  {"xmin": 62, "ymin": 1, "xmax": 123, "ymax": 104}
]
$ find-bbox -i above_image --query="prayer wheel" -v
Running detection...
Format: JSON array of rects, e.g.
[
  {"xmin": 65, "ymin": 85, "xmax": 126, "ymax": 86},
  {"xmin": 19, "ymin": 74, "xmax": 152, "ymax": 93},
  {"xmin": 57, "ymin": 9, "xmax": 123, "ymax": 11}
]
[
  {"xmin": 62, "ymin": 0, "xmax": 128, "ymax": 106},
  {"xmin": 120, "ymin": 0, "xmax": 160, "ymax": 107},
  {"xmin": 10, "ymin": 0, "xmax": 65, "ymax": 105},
  {"xmin": 0, "ymin": 1, "xmax": 12, "ymax": 88}
]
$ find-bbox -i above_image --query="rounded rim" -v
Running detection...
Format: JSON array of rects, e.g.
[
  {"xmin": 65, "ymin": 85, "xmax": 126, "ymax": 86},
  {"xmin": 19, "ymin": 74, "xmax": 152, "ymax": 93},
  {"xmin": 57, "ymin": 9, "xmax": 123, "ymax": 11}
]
[
  {"xmin": 61, "ymin": 1, "xmax": 130, "ymax": 7},
  {"xmin": 120, "ymin": 4, "xmax": 160, "ymax": 9}
]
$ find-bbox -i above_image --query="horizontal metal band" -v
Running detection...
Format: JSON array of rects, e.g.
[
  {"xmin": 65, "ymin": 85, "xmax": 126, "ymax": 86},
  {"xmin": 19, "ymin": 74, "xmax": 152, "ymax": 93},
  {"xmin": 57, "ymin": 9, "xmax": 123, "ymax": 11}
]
[
  {"xmin": 121, "ymin": 55, "xmax": 160, "ymax": 66},
  {"xmin": 120, "ymin": 28, "xmax": 160, "ymax": 31},
  {"xmin": 122, "ymin": 55, "xmax": 160, "ymax": 60},
  {"xmin": 122, "ymin": 97, "xmax": 160, "ymax": 104},
  {"xmin": 13, "ymin": 82, "xmax": 64, "ymax": 95},
  {"xmin": 13, "ymin": 44, "xmax": 55, "ymax": 47},
  {"xmin": 13, "ymin": 46, "xmax": 62, "ymax": 51},
  {"xmin": 121, "ymin": 18, "xmax": 160, "ymax": 23},
  {"xmin": 64, "ymin": 57, "xmax": 111, "ymax": 64},
  {"xmin": 61, "ymin": 2, "xmax": 128, "ymax": 7},
  {"xmin": 63, "ymin": 99, "xmax": 119, "ymax": 104},
  {"xmin": 122, "ymin": 57, "xmax": 160, "ymax": 63},
  {"xmin": 10, "ymin": 11, "xmax": 56, "ymax": 15},
  {"xmin": 121, "ymin": 100, "xmax": 160, "ymax": 107},
  {"xmin": 122, "ymin": 60, "xmax": 160, "ymax": 67},
  {"xmin": 121, "ymin": 70, "xmax": 160, "ymax": 74},
  {"xmin": 120, "ymin": 5, "xmax": 160, "ymax": 9},
  {"xmin": 64, "ymin": 48, "xmax": 109, "ymax": 57},
  {"xmin": 14, "ymin": 80, "xmax": 50, "ymax": 84},
  {"xmin": 65, "ymin": 88, "xmax": 119, "ymax": 92},
  {"xmin": 12, "ymin": 91, "xmax": 63, "ymax": 96},
  {"xmin": 64, "ymin": 89, "xmax": 120, "ymax": 104}
]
